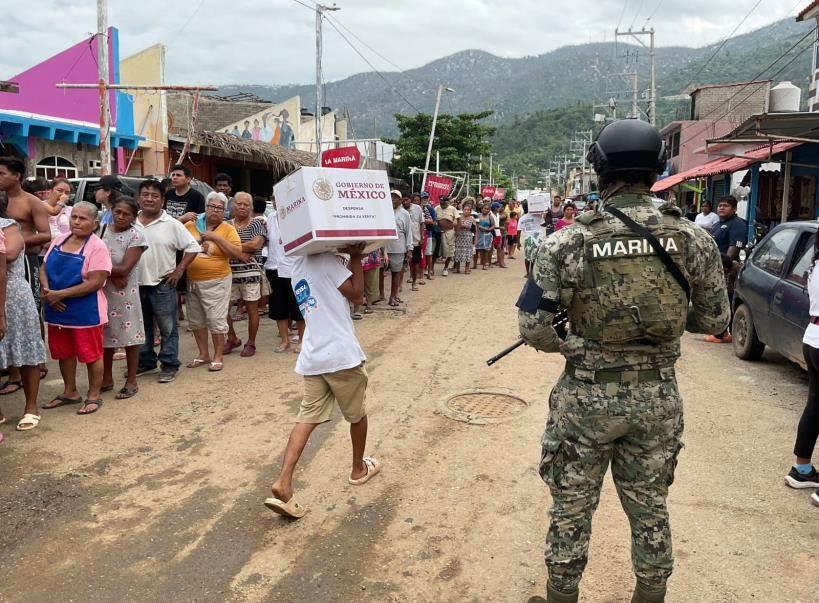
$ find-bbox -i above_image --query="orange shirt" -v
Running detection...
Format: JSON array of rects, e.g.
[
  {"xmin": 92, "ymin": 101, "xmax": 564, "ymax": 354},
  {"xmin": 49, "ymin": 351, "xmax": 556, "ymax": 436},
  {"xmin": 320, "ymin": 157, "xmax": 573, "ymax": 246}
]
[{"xmin": 184, "ymin": 221, "xmax": 240, "ymax": 282}]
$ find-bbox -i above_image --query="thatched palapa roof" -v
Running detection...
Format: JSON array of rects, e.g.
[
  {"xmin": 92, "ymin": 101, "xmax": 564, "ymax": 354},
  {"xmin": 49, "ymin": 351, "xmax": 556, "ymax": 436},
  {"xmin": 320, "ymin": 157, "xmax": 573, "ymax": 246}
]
[{"xmin": 187, "ymin": 130, "xmax": 316, "ymax": 176}]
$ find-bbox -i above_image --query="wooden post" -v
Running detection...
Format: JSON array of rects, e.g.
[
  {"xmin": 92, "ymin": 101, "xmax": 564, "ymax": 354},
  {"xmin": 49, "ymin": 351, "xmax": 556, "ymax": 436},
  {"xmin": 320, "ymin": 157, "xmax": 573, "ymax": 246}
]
[{"xmin": 781, "ymin": 150, "xmax": 792, "ymax": 224}]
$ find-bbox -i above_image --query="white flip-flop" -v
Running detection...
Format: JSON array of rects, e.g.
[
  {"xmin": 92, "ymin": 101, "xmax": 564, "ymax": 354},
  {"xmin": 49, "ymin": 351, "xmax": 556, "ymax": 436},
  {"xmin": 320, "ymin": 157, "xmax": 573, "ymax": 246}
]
[
  {"xmin": 264, "ymin": 496, "xmax": 306, "ymax": 519},
  {"xmin": 16, "ymin": 413, "xmax": 41, "ymax": 431},
  {"xmin": 349, "ymin": 457, "xmax": 381, "ymax": 485}
]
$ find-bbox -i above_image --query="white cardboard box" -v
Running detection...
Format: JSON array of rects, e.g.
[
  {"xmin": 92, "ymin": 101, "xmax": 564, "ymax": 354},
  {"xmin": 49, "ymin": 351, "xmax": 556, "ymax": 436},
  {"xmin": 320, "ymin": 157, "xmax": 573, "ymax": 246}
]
[
  {"xmin": 274, "ymin": 167, "xmax": 398, "ymax": 256},
  {"xmin": 527, "ymin": 193, "xmax": 551, "ymax": 213}
]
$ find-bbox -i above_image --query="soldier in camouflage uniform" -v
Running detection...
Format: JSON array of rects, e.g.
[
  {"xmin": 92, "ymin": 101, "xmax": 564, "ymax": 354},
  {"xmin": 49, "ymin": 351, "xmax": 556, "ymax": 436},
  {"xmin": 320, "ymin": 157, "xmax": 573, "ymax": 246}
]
[{"xmin": 518, "ymin": 119, "xmax": 729, "ymax": 603}]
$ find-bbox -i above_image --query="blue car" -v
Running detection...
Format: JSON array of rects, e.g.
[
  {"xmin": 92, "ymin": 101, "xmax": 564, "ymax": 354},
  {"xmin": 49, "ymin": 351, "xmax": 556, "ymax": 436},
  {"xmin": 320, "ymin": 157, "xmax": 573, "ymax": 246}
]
[{"xmin": 732, "ymin": 221, "xmax": 817, "ymax": 370}]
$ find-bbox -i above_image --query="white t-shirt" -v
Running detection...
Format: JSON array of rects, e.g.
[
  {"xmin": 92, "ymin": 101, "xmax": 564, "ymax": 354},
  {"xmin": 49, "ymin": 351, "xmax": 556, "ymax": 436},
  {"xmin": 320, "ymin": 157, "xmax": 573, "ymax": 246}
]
[
  {"xmin": 407, "ymin": 203, "xmax": 423, "ymax": 245},
  {"xmin": 264, "ymin": 212, "xmax": 295, "ymax": 278},
  {"xmin": 694, "ymin": 212, "xmax": 719, "ymax": 231},
  {"xmin": 803, "ymin": 261, "xmax": 819, "ymax": 348},
  {"xmin": 291, "ymin": 253, "xmax": 366, "ymax": 376}
]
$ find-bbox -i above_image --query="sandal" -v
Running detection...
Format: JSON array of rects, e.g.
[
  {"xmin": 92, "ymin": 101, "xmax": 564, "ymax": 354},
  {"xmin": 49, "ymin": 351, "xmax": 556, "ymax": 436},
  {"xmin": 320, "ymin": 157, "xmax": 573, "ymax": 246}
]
[
  {"xmin": 115, "ymin": 386, "xmax": 138, "ymax": 400},
  {"xmin": 101, "ymin": 384, "xmax": 114, "ymax": 393},
  {"xmin": 0, "ymin": 380, "xmax": 23, "ymax": 395},
  {"xmin": 42, "ymin": 395, "xmax": 83, "ymax": 409},
  {"xmin": 186, "ymin": 358, "xmax": 210, "ymax": 368},
  {"xmin": 264, "ymin": 495, "xmax": 306, "ymax": 519},
  {"xmin": 16, "ymin": 413, "xmax": 41, "ymax": 431},
  {"xmin": 208, "ymin": 361, "xmax": 224, "ymax": 372},
  {"xmin": 240, "ymin": 343, "xmax": 256, "ymax": 357},
  {"xmin": 363, "ymin": 307, "xmax": 374, "ymax": 314},
  {"xmin": 349, "ymin": 457, "xmax": 381, "ymax": 485},
  {"xmin": 274, "ymin": 344, "xmax": 289, "ymax": 353},
  {"xmin": 411, "ymin": 285, "xmax": 419, "ymax": 292},
  {"xmin": 77, "ymin": 399, "xmax": 102, "ymax": 415},
  {"xmin": 223, "ymin": 339, "xmax": 242, "ymax": 355},
  {"xmin": 39, "ymin": 366, "xmax": 49, "ymax": 380},
  {"xmin": 352, "ymin": 312, "xmax": 363, "ymax": 320}
]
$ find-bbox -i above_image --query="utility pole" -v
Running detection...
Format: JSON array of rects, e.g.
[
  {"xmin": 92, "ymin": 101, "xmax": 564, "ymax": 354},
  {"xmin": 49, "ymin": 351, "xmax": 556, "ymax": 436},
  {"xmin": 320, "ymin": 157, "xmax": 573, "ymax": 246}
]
[
  {"xmin": 615, "ymin": 27, "xmax": 656, "ymax": 125},
  {"xmin": 489, "ymin": 154, "xmax": 494, "ymax": 186},
  {"xmin": 422, "ymin": 84, "xmax": 454, "ymax": 191},
  {"xmin": 58, "ymin": 1, "xmax": 216, "ymax": 176},
  {"xmin": 97, "ymin": 0, "xmax": 111, "ymax": 175},
  {"xmin": 315, "ymin": 3, "xmax": 340, "ymax": 165}
]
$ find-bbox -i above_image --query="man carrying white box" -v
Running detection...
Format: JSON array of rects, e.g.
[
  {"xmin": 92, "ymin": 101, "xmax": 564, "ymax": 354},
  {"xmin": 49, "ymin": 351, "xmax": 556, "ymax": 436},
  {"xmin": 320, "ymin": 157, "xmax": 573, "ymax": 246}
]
[{"xmin": 264, "ymin": 242, "xmax": 380, "ymax": 519}]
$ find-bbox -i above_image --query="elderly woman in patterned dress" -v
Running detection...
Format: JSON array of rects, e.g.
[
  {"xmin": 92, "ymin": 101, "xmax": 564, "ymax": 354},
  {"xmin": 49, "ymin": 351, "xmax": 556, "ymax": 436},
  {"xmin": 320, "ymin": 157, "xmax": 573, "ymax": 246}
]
[
  {"xmin": 101, "ymin": 197, "xmax": 148, "ymax": 399},
  {"xmin": 453, "ymin": 198, "xmax": 476, "ymax": 274}
]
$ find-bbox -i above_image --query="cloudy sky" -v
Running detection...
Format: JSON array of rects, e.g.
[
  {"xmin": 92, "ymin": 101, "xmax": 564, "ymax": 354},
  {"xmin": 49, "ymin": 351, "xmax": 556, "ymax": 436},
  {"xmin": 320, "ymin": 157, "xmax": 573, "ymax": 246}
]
[{"xmin": 1, "ymin": 0, "xmax": 808, "ymax": 86}]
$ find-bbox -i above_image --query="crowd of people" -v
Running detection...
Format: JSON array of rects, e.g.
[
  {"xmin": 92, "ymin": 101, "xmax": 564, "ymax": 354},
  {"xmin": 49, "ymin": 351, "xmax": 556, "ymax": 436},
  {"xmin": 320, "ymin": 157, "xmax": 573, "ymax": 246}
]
[{"xmin": 0, "ymin": 156, "xmax": 532, "ymax": 443}]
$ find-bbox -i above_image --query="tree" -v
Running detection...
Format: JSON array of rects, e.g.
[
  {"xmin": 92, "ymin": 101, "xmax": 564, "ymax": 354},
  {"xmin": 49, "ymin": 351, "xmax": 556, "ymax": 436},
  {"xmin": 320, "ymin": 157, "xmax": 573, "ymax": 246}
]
[{"xmin": 389, "ymin": 110, "xmax": 496, "ymax": 180}]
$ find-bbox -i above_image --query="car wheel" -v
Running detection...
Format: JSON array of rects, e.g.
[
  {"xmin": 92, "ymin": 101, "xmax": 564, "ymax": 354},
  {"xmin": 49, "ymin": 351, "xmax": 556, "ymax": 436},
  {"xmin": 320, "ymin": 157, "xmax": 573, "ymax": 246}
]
[{"xmin": 732, "ymin": 303, "xmax": 765, "ymax": 360}]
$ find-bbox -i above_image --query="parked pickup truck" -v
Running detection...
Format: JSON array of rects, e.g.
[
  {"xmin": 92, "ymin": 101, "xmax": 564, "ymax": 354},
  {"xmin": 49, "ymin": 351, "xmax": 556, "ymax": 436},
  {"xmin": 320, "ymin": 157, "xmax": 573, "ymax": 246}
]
[{"xmin": 732, "ymin": 221, "xmax": 817, "ymax": 370}]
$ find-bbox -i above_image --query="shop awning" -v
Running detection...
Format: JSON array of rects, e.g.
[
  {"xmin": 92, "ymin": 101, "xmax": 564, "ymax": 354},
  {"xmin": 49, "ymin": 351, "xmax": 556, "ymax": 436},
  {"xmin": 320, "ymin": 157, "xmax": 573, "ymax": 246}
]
[{"xmin": 651, "ymin": 141, "xmax": 801, "ymax": 193}]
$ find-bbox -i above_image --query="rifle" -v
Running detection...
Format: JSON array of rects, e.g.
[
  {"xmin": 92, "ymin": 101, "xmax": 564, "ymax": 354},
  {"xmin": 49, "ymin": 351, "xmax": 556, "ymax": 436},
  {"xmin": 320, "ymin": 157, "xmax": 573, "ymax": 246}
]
[{"xmin": 486, "ymin": 310, "xmax": 569, "ymax": 366}]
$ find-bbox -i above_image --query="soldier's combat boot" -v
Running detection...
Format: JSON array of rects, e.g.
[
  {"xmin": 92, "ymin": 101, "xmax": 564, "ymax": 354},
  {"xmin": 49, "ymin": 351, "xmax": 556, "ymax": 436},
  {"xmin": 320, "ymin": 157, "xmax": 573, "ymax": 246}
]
[
  {"xmin": 631, "ymin": 582, "xmax": 666, "ymax": 603},
  {"xmin": 545, "ymin": 581, "xmax": 579, "ymax": 603}
]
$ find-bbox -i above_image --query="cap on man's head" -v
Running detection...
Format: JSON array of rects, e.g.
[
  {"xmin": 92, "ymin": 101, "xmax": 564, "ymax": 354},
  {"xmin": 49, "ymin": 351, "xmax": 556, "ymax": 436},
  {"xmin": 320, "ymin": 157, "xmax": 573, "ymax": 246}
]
[
  {"xmin": 390, "ymin": 189, "xmax": 402, "ymax": 197},
  {"xmin": 490, "ymin": 202, "xmax": 502, "ymax": 210},
  {"xmin": 420, "ymin": 191, "xmax": 430, "ymax": 199},
  {"xmin": 99, "ymin": 175, "xmax": 122, "ymax": 190}
]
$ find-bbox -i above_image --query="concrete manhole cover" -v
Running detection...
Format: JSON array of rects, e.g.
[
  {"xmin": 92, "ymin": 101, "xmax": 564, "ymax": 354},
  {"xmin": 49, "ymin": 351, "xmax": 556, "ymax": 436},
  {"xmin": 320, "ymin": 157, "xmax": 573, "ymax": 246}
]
[{"xmin": 439, "ymin": 390, "xmax": 528, "ymax": 425}]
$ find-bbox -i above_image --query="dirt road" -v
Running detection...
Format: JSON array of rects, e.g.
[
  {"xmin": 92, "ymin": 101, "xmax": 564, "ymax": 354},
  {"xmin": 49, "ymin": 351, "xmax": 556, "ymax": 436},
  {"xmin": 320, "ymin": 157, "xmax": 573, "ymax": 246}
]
[{"xmin": 1, "ymin": 263, "xmax": 817, "ymax": 602}]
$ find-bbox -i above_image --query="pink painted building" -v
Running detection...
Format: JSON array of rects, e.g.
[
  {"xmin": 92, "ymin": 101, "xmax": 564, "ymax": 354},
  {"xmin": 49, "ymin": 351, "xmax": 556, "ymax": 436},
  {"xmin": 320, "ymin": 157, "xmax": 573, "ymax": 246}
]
[{"xmin": 0, "ymin": 28, "xmax": 139, "ymax": 178}]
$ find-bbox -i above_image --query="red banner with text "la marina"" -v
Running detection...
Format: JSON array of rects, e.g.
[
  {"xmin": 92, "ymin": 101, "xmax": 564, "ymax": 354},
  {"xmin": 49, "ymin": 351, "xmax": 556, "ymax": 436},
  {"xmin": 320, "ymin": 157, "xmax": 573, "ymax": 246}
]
[{"xmin": 321, "ymin": 146, "xmax": 362, "ymax": 169}]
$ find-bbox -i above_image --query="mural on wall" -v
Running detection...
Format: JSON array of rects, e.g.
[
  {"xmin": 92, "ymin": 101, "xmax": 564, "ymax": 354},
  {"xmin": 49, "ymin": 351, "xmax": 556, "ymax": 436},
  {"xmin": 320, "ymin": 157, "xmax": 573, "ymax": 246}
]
[{"xmin": 221, "ymin": 96, "xmax": 300, "ymax": 150}]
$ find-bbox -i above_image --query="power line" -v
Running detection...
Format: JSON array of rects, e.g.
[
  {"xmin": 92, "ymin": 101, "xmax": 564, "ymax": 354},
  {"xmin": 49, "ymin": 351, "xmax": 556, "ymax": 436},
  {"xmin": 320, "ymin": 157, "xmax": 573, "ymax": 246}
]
[
  {"xmin": 166, "ymin": 0, "xmax": 207, "ymax": 49},
  {"xmin": 616, "ymin": 0, "xmax": 629, "ymax": 31},
  {"xmin": 675, "ymin": 24, "xmax": 818, "ymax": 154},
  {"xmin": 629, "ymin": 0, "xmax": 645, "ymax": 30},
  {"xmin": 680, "ymin": 0, "xmax": 763, "ymax": 93},
  {"xmin": 325, "ymin": 13, "xmax": 405, "ymax": 73},
  {"xmin": 324, "ymin": 19, "xmax": 421, "ymax": 113},
  {"xmin": 643, "ymin": 0, "xmax": 666, "ymax": 27}
]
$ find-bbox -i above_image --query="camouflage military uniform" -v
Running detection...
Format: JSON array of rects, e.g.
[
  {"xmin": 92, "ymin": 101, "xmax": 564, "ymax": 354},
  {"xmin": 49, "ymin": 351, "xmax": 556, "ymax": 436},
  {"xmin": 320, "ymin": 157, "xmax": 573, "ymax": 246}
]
[{"xmin": 518, "ymin": 192, "xmax": 729, "ymax": 594}]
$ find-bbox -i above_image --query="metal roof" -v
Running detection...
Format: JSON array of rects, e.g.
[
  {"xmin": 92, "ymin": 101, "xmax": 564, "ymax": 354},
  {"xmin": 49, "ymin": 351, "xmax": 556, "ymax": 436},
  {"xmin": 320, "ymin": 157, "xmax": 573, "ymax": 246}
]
[
  {"xmin": 706, "ymin": 112, "xmax": 819, "ymax": 149},
  {"xmin": 651, "ymin": 142, "xmax": 801, "ymax": 193},
  {"xmin": 797, "ymin": 0, "xmax": 819, "ymax": 21}
]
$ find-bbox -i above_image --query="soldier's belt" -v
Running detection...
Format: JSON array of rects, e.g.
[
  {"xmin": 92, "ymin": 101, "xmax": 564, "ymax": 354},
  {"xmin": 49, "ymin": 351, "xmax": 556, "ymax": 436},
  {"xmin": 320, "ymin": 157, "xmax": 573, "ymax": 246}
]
[{"xmin": 565, "ymin": 363, "xmax": 671, "ymax": 385}]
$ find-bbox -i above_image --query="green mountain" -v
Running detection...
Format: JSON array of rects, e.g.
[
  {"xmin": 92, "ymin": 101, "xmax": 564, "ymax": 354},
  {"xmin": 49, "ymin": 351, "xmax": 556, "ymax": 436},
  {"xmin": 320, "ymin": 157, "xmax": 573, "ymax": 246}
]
[{"xmin": 216, "ymin": 17, "xmax": 815, "ymax": 180}]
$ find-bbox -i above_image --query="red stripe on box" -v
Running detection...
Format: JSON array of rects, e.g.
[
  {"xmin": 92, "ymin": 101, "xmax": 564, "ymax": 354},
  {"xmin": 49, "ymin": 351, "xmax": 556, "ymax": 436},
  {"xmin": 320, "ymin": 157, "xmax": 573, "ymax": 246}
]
[
  {"xmin": 314, "ymin": 229, "xmax": 397, "ymax": 237},
  {"xmin": 283, "ymin": 231, "xmax": 315, "ymax": 252}
]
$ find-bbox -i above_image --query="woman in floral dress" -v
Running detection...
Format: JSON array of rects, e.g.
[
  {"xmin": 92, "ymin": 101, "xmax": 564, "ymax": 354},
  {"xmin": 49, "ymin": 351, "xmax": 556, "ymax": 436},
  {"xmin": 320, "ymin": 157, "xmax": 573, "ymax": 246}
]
[
  {"xmin": 453, "ymin": 198, "xmax": 476, "ymax": 274},
  {"xmin": 101, "ymin": 198, "xmax": 148, "ymax": 399}
]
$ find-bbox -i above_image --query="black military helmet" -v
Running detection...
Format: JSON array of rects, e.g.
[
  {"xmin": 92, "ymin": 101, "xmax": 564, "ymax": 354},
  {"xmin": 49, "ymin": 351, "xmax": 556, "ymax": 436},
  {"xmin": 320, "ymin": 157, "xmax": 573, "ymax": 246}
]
[{"xmin": 586, "ymin": 118, "xmax": 667, "ymax": 177}]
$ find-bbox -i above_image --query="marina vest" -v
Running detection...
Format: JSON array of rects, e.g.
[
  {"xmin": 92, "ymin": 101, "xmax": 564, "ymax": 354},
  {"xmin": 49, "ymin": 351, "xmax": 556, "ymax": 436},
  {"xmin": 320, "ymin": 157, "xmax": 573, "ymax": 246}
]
[{"xmin": 568, "ymin": 197, "xmax": 689, "ymax": 345}]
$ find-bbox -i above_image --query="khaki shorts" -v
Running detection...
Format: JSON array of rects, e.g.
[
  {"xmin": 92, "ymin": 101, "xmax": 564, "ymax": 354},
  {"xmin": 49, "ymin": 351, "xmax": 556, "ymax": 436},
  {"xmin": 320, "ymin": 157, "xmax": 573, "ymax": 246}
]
[
  {"xmin": 187, "ymin": 274, "xmax": 232, "ymax": 334},
  {"xmin": 231, "ymin": 280, "xmax": 262, "ymax": 302},
  {"xmin": 441, "ymin": 229, "xmax": 455, "ymax": 258},
  {"xmin": 297, "ymin": 363, "xmax": 368, "ymax": 424}
]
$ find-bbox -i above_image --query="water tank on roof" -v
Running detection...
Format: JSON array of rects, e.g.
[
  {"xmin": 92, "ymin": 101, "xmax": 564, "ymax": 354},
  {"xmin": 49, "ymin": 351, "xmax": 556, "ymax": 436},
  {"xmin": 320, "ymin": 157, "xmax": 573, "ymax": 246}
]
[{"xmin": 769, "ymin": 81, "xmax": 801, "ymax": 113}]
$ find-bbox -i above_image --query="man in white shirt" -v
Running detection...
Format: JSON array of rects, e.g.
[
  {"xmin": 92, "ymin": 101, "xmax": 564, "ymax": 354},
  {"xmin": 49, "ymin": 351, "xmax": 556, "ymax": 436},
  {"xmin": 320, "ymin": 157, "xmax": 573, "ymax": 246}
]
[
  {"xmin": 386, "ymin": 190, "xmax": 413, "ymax": 306},
  {"xmin": 135, "ymin": 179, "xmax": 201, "ymax": 383},
  {"xmin": 694, "ymin": 200, "xmax": 719, "ymax": 231},
  {"xmin": 265, "ymin": 204, "xmax": 305, "ymax": 353},
  {"xmin": 265, "ymin": 243, "xmax": 380, "ymax": 519}
]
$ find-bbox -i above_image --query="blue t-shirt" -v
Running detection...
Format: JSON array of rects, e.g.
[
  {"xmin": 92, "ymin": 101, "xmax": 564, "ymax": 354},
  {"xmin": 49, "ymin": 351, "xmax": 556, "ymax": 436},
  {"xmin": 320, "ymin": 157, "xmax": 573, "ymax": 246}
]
[{"xmin": 710, "ymin": 214, "xmax": 747, "ymax": 254}]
